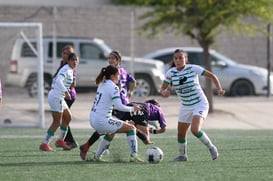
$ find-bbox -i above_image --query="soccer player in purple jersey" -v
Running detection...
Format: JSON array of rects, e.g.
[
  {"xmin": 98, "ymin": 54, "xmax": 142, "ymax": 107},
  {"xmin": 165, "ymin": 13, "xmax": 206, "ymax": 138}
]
[
  {"xmin": 79, "ymin": 51, "xmax": 139, "ymax": 159},
  {"xmin": 79, "ymin": 99, "xmax": 167, "ymax": 161},
  {"xmin": 108, "ymin": 50, "xmax": 136, "ymax": 105},
  {"xmin": 117, "ymin": 99, "xmax": 167, "ymax": 144}
]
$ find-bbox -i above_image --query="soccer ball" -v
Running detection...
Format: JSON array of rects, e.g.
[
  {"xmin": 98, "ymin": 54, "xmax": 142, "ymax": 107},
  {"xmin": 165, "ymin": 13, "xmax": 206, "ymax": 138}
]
[{"xmin": 145, "ymin": 146, "xmax": 164, "ymax": 163}]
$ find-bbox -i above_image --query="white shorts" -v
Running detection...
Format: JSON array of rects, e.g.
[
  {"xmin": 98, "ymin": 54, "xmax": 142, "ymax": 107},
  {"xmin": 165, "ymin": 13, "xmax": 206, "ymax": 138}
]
[
  {"xmin": 48, "ymin": 93, "xmax": 68, "ymax": 112},
  {"xmin": 178, "ymin": 101, "xmax": 209, "ymax": 123},
  {"xmin": 89, "ymin": 112, "xmax": 124, "ymax": 134}
]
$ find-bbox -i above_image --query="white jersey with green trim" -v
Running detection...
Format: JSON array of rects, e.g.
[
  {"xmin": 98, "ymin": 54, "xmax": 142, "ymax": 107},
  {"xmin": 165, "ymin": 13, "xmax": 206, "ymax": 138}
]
[
  {"xmin": 90, "ymin": 79, "xmax": 134, "ymax": 118},
  {"xmin": 164, "ymin": 64, "xmax": 208, "ymax": 106},
  {"xmin": 50, "ymin": 64, "xmax": 73, "ymax": 99}
]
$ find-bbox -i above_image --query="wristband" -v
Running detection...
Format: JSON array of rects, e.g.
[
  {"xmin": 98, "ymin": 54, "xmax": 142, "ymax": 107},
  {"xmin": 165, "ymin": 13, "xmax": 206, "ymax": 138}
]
[{"xmin": 153, "ymin": 129, "xmax": 157, "ymax": 134}]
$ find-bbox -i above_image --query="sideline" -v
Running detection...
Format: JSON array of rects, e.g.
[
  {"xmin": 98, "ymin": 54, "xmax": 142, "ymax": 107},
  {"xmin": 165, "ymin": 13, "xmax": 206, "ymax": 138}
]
[{"xmin": 1, "ymin": 87, "xmax": 273, "ymax": 130}]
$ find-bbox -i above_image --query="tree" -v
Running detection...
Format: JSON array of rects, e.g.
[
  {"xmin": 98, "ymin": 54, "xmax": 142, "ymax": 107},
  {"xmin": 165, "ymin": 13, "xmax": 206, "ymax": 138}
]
[{"xmin": 109, "ymin": 0, "xmax": 273, "ymax": 112}]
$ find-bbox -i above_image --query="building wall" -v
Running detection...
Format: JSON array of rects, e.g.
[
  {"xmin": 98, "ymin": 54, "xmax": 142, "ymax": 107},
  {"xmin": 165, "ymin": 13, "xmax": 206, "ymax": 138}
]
[{"xmin": 0, "ymin": 5, "xmax": 271, "ymax": 84}]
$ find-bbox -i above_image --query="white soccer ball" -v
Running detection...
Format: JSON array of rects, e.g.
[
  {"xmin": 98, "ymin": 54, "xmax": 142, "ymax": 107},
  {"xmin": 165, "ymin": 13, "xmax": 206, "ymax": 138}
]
[{"xmin": 146, "ymin": 146, "xmax": 164, "ymax": 164}]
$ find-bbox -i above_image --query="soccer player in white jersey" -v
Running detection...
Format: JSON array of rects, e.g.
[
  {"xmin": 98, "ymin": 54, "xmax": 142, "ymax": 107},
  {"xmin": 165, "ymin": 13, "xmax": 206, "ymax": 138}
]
[
  {"xmin": 88, "ymin": 65, "xmax": 144, "ymax": 163},
  {"xmin": 39, "ymin": 53, "xmax": 78, "ymax": 151},
  {"xmin": 160, "ymin": 49, "xmax": 225, "ymax": 161}
]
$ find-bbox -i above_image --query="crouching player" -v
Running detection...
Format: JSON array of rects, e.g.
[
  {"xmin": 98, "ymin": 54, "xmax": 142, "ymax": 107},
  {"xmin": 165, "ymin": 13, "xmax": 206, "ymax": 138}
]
[{"xmin": 79, "ymin": 99, "xmax": 167, "ymax": 161}]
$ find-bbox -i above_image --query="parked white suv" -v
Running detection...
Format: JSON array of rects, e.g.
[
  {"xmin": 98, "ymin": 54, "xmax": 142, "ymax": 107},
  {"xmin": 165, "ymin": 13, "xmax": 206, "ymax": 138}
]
[
  {"xmin": 144, "ymin": 47, "xmax": 273, "ymax": 96},
  {"xmin": 6, "ymin": 37, "xmax": 165, "ymax": 97}
]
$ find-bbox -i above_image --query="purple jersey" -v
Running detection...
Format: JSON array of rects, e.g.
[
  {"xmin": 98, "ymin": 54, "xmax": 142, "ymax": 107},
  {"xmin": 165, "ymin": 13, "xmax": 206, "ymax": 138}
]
[
  {"xmin": 117, "ymin": 65, "xmax": 135, "ymax": 105},
  {"xmin": 69, "ymin": 68, "xmax": 77, "ymax": 100},
  {"xmin": 129, "ymin": 102, "xmax": 167, "ymax": 129}
]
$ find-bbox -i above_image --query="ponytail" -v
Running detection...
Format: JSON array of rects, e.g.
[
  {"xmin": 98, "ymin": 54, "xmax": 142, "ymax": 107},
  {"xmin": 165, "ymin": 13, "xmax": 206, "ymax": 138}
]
[
  {"xmin": 96, "ymin": 67, "xmax": 106, "ymax": 85},
  {"xmin": 95, "ymin": 65, "xmax": 119, "ymax": 85}
]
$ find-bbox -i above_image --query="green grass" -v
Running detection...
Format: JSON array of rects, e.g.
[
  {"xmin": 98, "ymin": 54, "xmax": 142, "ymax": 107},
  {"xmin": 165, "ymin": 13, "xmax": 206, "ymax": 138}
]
[{"xmin": 1, "ymin": 128, "xmax": 273, "ymax": 181}]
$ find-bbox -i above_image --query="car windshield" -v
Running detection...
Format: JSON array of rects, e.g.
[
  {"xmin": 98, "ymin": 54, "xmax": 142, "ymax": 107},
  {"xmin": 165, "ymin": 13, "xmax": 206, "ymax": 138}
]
[
  {"xmin": 94, "ymin": 38, "xmax": 112, "ymax": 55},
  {"xmin": 211, "ymin": 51, "xmax": 237, "ymax": 66}
]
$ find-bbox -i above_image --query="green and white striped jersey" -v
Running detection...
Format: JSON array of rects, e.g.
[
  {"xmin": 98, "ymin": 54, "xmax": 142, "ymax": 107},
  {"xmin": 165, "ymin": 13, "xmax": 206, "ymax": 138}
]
[{"xmin": 164, "ymin": 64, "xmax": 208, "ymax": 106}]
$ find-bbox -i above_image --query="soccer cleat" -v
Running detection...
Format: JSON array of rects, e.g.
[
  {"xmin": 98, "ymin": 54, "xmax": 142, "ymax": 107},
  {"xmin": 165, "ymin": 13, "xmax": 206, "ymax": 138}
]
[
  {"xmin": 171, "ymin": 155, "xmax": 188, "ymax": 162},
  {"xmin": 39, "ymin": 143, "xmax": 53, "ymax": 152},
  {"xmin": 93, "ymin": 156, "xmax": 106, "ymax": 162},
  {"xmin": 93, "ymin": 149, "xmax": 110, "ymax": 156},
  {"xmin": 67, "ymin": 142, "xmax": 78, "ymax": 150},
  {"xmin": 209, "ymin": 146, "xmax": 219, "ymax": 160},
  {"xmin": 130, "ymin": 155, "xmax": 145, "ymax": 163},
  {"xmin": 86, "ymin": 154, "xmax": 106, "ymax": 162},
  {"xmin": 80, "ymin": 144, "xmax": 88, "ymax": 161},
  {"xmin": 55, "ymin": 139, "xmax": 71, "ymax": 150}
]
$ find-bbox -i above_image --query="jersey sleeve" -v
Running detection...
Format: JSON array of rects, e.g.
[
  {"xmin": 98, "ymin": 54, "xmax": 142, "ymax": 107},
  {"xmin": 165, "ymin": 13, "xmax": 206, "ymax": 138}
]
[
  {"xmin": 157, "ymin": 107, "xmax": 167, "ymax": 128},
  {"xmin": 191, "ymin": 64, "xmax": 206, "ymax": 76},
  {"xmin": 163, "ymin": 68, "xmax": 173, "ymax": 85},
  {"xmin": 126, "ymin": 72, "xmax": 136, "ymax": 82},
  {"xmin": 111, "ymin": 84, "xmax": 134, "ymax": 112},
  {"xmin": 55, "ymin": 73, "xmax": 67, "ymax": 92}
]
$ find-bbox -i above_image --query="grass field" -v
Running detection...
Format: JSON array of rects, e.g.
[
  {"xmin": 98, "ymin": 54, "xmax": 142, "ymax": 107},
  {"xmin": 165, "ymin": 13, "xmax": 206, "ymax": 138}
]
[{"xmin": 0, "ymin": 128, "xmax": 273, "ymax": 181}]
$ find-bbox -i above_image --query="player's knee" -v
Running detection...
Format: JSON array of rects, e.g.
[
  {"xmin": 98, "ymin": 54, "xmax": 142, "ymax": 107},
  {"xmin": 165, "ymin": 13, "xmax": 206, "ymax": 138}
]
[
  {"xmin": 190, "ymin": 127, "xmax": 199, "ymax": 136},
  {"xmin": 124, "ymin": 122, "xmax": 136, "ymax": 131},
  {"xmin": 129, "ymin": 125, "xmax": 136, "ymax": 131}
]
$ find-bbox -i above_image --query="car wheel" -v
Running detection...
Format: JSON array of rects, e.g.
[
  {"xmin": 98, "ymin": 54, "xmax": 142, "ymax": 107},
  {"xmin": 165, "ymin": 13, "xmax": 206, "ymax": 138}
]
[
  {"xmin": 230, "ymin": 79, "xmax": 255, "ymax": 96},
  {"xmin": 133, "ymin": 75, "xmax": 155, "ymax": 96},
  {"xmin": 27, "ymin": 76, "xmax": 51, "ymax": 97}
]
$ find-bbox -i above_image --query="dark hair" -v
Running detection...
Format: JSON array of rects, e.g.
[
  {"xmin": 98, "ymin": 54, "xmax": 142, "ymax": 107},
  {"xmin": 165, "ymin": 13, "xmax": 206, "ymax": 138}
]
[
  {"xmin": 53, "ymin": 46, "xmax": 75, "ymax": 78},
  {"xmin": 62, "ymin": 45, "xmax": 74, "ymax": 53},
  {"xmin": 53, "ymin": 52, "xmax": 77, "ymax": 78},
  {"xmin": 110, "ymin": 50, "xmax": 122, "ymax": 62},
  {"xmin": 68, "ymin": 52, "xmax": 77, "ymax": 61},
  {"xmin": 145, "ymin": 99, "xmax": 160, "ymax": 106},
  {"xmin": 95, "ymin": 65, "xmax": 119, "ymax": 85},
  {"xmin": 169, "ymin": 49, "xmax": 188, "ymax": 68}
]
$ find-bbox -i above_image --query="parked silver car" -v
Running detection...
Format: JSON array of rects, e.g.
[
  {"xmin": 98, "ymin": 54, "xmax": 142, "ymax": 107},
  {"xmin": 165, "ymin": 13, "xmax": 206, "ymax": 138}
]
[
  {"xmin": 6, "ymin": 37, "xmax": 165, "ymax": 97},
  {"xmin": 144, "ymin": 47, "xmax": 273, "ymax": 96}
]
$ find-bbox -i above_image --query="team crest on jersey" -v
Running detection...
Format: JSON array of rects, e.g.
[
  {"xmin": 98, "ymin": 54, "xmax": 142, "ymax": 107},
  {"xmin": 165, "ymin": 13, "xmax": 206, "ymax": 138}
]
[
  {"xmin": 179, "ymin": 76, "xmax": 187, "ymax": 85},
  {"xmin": 113, "ymin": 86, "xmax": 119, "ymax": 95},
  {"xmin": 115, "ymin": 121, "xmax": 122, "ymax": 127}
]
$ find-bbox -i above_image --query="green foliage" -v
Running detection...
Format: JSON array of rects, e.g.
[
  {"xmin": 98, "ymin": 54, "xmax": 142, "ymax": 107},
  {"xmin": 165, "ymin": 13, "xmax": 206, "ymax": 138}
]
[
  {"xmin": 110, "ymin": 0, "xmax": 170, "ymax": 6},
  {"xmin": 109, "ymin": 0, "xmax": 273, "ymax": 46},
  {"xmin": 108, "ymin": 0, "xmax": 273, "ymax": 112},
  {"xmin": 1, "ymin": 128, "xmax": 273, "ymax": 181}
]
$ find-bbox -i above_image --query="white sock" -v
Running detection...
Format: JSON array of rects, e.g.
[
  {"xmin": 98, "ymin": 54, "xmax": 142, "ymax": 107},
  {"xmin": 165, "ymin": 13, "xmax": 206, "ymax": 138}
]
[
  {"xmin": 178, "ymin": 140, "xmax": 187, "ymax": 156},
  {"xmin": 127, "ymin": 130, "xmax": 137, "ymax": 157},
  {"xmin": 197, "ymin": 131, "xmax": 213, "ymax": 149},
  {"xmin": 95, "ymin": 136, "xmax": 111, "ymax": 159},
  {"xmin": 43, "ymin": 130, "xmax": 54, "ymax": 144},
  {"xmin": 59, "ymin": 126, "xmax": 68, "ymax": 140}
]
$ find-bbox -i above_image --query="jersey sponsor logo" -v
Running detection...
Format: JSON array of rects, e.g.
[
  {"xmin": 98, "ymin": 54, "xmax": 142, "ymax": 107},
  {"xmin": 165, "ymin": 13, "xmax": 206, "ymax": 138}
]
[
  {"xmin": 179, "ymin": 76, "xmax": 187, "ymax": 85},
  {"xmin": 130, "ymin": 110, "xmax": 144, "ymax": 117},
  {"xmin": 181, "ymin": 88, "xmax": 192, "ymax": 93},
  {"xmin": 115, "ymin": 121, "xmax": 122, "ymax": 127}
]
